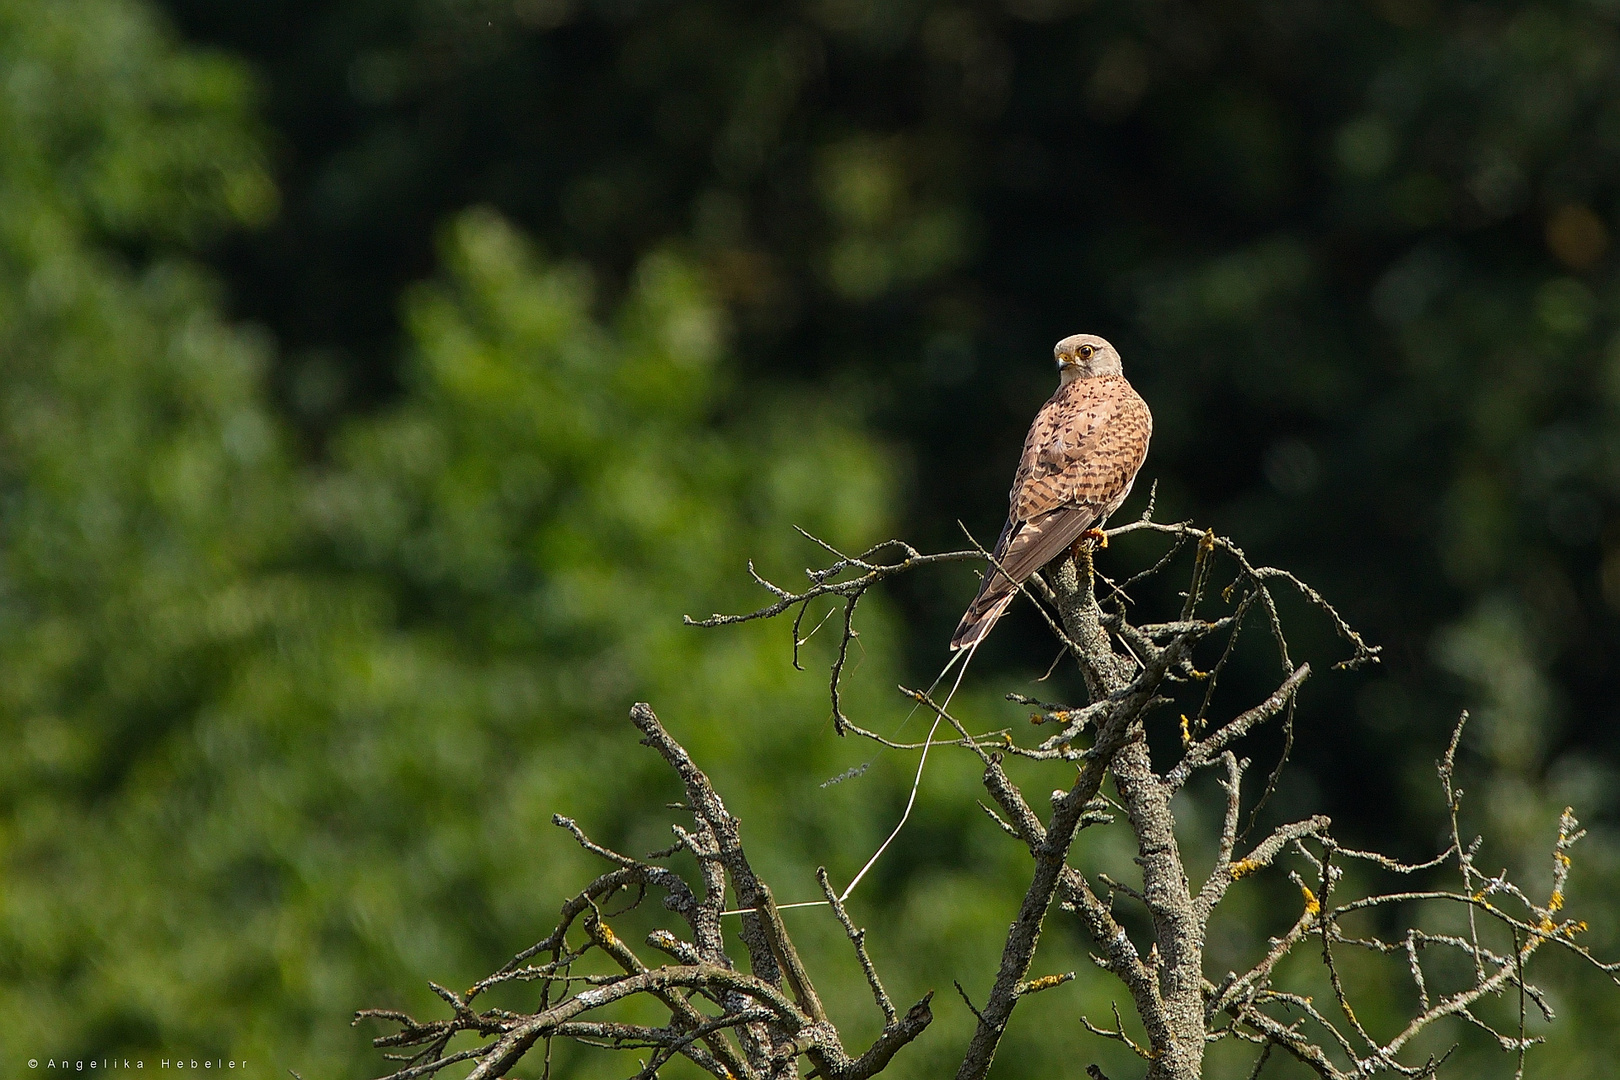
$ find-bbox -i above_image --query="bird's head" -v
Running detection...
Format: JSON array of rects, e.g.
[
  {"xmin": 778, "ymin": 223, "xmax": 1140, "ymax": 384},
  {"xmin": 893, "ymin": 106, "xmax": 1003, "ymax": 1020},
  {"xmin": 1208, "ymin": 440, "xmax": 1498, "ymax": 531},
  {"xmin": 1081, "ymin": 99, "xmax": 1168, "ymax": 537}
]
[{"xmin": 1054, "ymin": 334, "xmax": 1122, "ymax": 384}]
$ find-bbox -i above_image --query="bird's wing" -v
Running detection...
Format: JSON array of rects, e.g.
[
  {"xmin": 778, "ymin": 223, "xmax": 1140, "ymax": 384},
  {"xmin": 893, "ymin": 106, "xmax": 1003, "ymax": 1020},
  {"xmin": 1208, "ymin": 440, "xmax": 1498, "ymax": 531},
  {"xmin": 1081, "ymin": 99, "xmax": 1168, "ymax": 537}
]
[
  {"xmin": 949, "ymin": 506, "xmax": 1098, "ymax": 650},
  {"xmin": 949, "ymin": 376, "xmax": 1151, "ymax": 652},
  {"xmin": 1010, "ymin": 374, "xmax": 1152, "ymax": 525},
  {"xmin": 996, "ymin": 505, "xmax": 1102, "ymax": 586}
]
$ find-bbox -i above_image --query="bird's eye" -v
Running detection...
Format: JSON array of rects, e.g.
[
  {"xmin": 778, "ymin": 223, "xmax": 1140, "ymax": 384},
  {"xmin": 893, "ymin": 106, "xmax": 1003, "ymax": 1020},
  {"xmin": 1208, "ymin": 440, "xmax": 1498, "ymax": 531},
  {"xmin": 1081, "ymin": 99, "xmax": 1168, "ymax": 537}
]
[{"xmin": 1080, "ymin": 345, "xmax": 1094, "ymax": 359}]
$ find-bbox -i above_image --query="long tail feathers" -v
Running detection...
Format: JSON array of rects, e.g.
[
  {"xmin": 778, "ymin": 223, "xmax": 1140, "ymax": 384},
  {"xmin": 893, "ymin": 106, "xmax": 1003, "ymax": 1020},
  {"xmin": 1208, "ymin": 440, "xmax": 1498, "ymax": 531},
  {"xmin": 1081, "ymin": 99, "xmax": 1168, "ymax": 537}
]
[{"xmin": 949, "ymin": 587, "xmax": 1015, "ymax": 652}]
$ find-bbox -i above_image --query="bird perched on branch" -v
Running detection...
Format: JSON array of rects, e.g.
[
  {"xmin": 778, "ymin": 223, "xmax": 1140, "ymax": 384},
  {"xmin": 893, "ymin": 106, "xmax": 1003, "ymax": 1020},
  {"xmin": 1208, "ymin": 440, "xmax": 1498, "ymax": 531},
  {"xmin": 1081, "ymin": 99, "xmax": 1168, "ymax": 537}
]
[
  {"xmin": 950, "ymin": 334, "xmax": 1152, "ymax": 651},
  {"xmin": 840, "ymin": 335, "xmax": 1150, "ymax": 906}
]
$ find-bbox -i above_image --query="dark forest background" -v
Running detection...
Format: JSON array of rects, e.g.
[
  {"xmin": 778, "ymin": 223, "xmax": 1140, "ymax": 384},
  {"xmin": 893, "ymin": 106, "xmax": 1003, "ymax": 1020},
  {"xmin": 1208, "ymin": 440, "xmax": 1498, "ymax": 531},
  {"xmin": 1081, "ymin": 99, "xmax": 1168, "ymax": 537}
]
[{"xmin": 7, "ymin": 0, "xmax": 1620, "ymax": 1076}]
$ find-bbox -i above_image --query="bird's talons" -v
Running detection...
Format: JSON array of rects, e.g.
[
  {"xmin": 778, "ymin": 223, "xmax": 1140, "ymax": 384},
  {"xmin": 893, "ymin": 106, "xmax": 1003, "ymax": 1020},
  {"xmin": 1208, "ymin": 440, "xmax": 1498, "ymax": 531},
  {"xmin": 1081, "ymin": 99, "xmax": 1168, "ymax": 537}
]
[{"xmin": 1067, "ymin": 529, "xmax": 1108, "ymax": 561}]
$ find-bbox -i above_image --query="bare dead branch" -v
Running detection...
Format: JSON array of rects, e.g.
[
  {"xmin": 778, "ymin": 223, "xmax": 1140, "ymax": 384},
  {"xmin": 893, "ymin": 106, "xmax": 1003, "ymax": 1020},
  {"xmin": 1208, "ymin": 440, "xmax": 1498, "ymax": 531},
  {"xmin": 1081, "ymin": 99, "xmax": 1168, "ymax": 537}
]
[
  {"xmin": 1105, "ymin": 518, "xmax": 1380, "ymax": 671},
  {"xmin": 362, "ymin": 703, "xmax": 934, "ymax": 1080},
  {"xmin": 365, "ymin": 515, "xmax": 1612, "ymax": 1080},
  {"xmin": 817, "ymin": 867, "xmax": 895, "ymax": 1024},
  {"xmin": 1080, "ymin": 1000, "xmax": 1153, "ymax": 1060},
  {"xmin": 1165, "ymin": 663, "xmax": 1312, "ymax": 790}
]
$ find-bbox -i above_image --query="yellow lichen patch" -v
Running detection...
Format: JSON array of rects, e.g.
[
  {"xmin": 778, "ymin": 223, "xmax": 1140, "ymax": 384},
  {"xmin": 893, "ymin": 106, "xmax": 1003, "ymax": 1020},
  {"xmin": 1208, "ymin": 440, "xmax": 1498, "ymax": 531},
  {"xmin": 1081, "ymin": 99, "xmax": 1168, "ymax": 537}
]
[
  {"xmin": 1549, "ymin": 890, "xmax": 1564, "ymax": 913},
  {"xmin": 1180, "ymin": 714, "xmax": 1191, "ymax": 747},
  {"xmin": 1018, "ymin": 973, "xmax": 1073, "ymax": 994},
  {"xmin": 1556, "ymin": 851, "xmax": 1572, "ymax": 867},
  {"xmin": 1230, "ymin": 858, "xmax": 1262, "ymax": 880},
  {"xmin": 1300, "ymin": 884, "xmax": 1320, "ymax": 914},
  {"xmin": 1539, "ymin": 916, "xmax": 1557, "ymax": 934}
]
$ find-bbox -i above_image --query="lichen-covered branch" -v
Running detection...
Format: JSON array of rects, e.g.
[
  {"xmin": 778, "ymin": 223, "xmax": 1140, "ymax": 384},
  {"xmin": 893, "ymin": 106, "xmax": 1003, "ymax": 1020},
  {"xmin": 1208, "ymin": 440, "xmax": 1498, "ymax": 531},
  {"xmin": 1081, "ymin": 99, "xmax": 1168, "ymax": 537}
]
[
  {"xmin": 367, "ymin": 506, "xmax": 1616, "ymax": 1080},
  {"xmin": 359, "ymin": 703, "xmax": 932, "ymax": 1080},
  {"xmin": 681, "ymin": 511, "xmax": 1614, "ymax": 1079}
]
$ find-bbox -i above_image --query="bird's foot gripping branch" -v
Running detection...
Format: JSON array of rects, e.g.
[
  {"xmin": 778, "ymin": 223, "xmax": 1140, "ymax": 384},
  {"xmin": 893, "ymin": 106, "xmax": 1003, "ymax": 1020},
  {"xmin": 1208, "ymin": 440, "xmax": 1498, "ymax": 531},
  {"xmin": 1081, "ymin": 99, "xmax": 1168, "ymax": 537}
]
[{"xmin": 363, "ymin": 512, "xmax": 1618, "ymax": 1080}]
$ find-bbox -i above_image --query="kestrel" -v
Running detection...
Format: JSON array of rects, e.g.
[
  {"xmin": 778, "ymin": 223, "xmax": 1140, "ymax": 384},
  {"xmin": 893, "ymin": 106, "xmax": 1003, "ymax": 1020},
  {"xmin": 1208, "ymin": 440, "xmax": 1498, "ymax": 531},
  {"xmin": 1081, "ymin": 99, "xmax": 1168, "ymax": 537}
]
[{"xmin": 950, "ymin": 334, "xmax": 1152, "ymax": 651}]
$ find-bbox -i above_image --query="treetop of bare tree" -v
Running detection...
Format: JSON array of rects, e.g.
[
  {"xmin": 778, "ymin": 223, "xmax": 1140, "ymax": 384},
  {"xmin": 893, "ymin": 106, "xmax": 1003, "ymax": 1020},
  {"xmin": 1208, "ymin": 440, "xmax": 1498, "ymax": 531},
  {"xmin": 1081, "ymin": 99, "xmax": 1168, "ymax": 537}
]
[{"xmin": 363, "ymin": 505, "xmax": 1617, "ymax": 1080}]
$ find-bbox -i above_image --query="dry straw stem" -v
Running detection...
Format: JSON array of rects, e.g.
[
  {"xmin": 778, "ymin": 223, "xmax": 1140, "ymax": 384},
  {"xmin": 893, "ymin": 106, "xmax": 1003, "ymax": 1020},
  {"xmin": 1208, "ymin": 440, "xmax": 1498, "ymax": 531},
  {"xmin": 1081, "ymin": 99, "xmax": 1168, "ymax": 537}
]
[{"xmin": 363, "ymin": 505, "xmax": 1617, "ymax": 1080}]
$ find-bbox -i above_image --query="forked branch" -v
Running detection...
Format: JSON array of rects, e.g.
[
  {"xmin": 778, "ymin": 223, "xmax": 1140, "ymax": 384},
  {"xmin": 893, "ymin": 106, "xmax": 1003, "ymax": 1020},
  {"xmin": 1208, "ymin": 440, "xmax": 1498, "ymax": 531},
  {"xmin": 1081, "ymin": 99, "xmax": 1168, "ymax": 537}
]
[
  {"xmin": 366, "ymin": 505, "xmax": 1612, "ymax": 1080},
  {"xmin": 359, "ymin": 703, "xmax": 932, "ymax": 1080},
  {"xmin": 680, "ymin": 506, "xmax": 1606, "ymax": 1080}
]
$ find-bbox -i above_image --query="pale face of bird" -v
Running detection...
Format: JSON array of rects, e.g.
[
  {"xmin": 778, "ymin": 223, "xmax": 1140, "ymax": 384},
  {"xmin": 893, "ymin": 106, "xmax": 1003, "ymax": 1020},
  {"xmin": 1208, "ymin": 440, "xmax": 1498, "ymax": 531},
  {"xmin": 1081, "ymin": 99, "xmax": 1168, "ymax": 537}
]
[{"xmin": 1054, "ymin": 334, "xmax": 1123, "ymax": 384}]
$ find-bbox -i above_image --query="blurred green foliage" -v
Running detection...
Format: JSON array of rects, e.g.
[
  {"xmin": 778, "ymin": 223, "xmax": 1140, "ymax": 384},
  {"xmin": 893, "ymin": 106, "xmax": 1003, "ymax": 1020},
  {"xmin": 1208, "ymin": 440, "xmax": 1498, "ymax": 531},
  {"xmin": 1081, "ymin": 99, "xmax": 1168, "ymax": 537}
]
[
  {"xmin": 10, "ymin": 0, "xmax": 1620, "ymax": 1077},
  {"xmin": 0, "ymin": 5, "xmax": 926, "ymax": 1070}
]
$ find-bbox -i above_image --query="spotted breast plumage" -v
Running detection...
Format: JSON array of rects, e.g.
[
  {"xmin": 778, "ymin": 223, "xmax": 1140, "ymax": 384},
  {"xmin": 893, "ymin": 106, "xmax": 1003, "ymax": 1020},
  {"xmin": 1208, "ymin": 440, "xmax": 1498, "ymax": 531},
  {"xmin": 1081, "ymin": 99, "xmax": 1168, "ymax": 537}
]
[{"xmin": 950, "ymin": 334, "xmax": 1152, "ymax": 652}]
